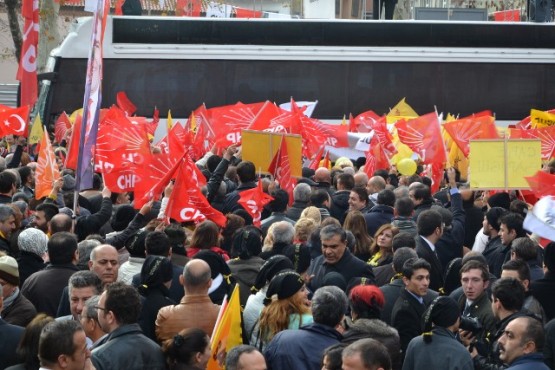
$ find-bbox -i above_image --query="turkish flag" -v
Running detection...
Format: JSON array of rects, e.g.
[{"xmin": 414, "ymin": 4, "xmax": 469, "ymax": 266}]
[
  {"xmin": 35, "ymin": 128, "xmax": 61, "ymax": 199},
  {"xmin": 238, "ymin": 180, "xmax": 274, "ymax": 227},
  {"xmin": 396, "ymin": 112, "xmax": 447, "ymax": 165},
  {"xmin": 166, "ymin": 155, "xmax": 227, "ymax": 226},
  {"xmin": 0, "ymin": 105, "xmax": 30, "ymax": 137},
  {"xmin": 443, "ymin": 115, "xmax": 498, "ymax": 157},
  {"xmin": 352, "ymin": 110, "xmax": 382, "ymax": 133}
]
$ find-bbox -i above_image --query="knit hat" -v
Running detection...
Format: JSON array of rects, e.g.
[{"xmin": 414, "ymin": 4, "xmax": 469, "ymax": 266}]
[
  {"xmin": 486, "ymin": 207, "xmax": 508, "ymax": 232},
  {"xmin": 111, "ymin": 205, "xmax": 137, "ymax": 232},
  {"xmin": 138, "ymin": 255, "xmax": 173, "ymax": 294},
  {"xmin": 422, "ymin": 296, "xmax": 460, "ymax": 343},
  {"xmin": 18, "ymin": 228, "xmax": 48, "ymax": 257},
  {"xmin": 231, "ymin": 228, "xmax": 263, "ymax": 260},
  {"xmin": 0, "ymin": 255, "xmax": 19, "ymax": 286},
  {"xmin": 252, "ymin": 255, "xmax": 294, "ymax": 292},
  {"xmin": 194, "ymin": 250, "xmax": 232, "ymax": 279},
  {"xmin": 487, "ymin": 192, "xmax": 510, "ymax": 210},
  {"xmin": 263, "ymin": 270, "xmax": 304, "ymax": 306},
  {"xmin": 125, "ymin": 229, "xmax": 150, "ymax": 258},
  {"xmin": 322, "ymin": 271, "xmax": 348, "ymax": 292},
  {"xmin": 282, "ymin": 244, "xmax": 311, "ymax": 274}
]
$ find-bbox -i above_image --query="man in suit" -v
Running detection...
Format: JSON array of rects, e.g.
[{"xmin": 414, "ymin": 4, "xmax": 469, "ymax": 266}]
[
  {"xmin": 415, "ymin": 209, "xmax": 445, "ymax": 292},
  {"xmin": 391, "ymin": 257, "xmax": 433, "ymax": 355},
  {"xmin": 0, "ymin": 283, "xmax": 24, "ymax": 369}
]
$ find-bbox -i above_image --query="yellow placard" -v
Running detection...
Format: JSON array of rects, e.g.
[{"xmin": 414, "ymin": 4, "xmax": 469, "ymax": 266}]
[
  {"xmin": 530, "ymin": 109, "xmax": 555, "ymax": 128},
  {"xmin": 241, "ymin": 130, "xmax": 302, "ymax": 177},
  {"xmin": 506, "ymin": 140, "xmax": 542, "ymax": 188},
  {"xmin": 469, "ymin": 140, "xmax": 505, "ymax": 189},
  {"xmin": 469, "ymin": 139, "xmax": 541, "ymax": 189}
]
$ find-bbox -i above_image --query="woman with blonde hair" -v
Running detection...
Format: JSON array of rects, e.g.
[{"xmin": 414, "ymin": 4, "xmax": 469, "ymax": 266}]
[
  {"xmin": 367, "ymin": 224, "xmax": 399, "ymax": 267},
  {"xmin": 299, "ymin": 206, "xmax": 321, "ymax": 225},
  {"xmin": 343, "ymin": 211, "xmax": 373, "ymax": 261},
  {"xmin": 253, "ymin": 270, "xmax": 312, "ymax": 349},
  {"xmin": 294, "ymin": 217, "xmax": 318, "ymax": 244}
]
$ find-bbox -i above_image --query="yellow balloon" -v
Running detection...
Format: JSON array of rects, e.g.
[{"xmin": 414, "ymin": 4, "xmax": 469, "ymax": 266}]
[{"xmin": 397, "ymin": 158, "xmax": 417, "ymax": 176}]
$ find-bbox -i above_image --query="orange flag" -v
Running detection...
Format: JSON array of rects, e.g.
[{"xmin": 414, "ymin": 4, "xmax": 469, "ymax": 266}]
[{"xmin": 35, "ymin": 127, "xmax": 61, "ymax": 199}]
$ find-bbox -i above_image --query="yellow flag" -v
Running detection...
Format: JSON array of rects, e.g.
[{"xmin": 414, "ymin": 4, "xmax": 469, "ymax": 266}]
[
  {"xmin": 207, "ymin": 285, "xmax": 243, "ymax": 370},
  {"xmin": 530, "ymin": 109, "xmax": 555, "ymax": 128},
  {"xmin": 167, "ymin": 110, "xmax": 173, "ymax": 131},
  {"xmin": 29, "ymin": 115, "xmax": 44, "ymax": 145},
  {"xmin": 341, "ymin": 115, "xmax": 347, "ymax": 125},
  {"xmin": 386, "ymin": 98, "xmax": 418, "ymax": 123}
]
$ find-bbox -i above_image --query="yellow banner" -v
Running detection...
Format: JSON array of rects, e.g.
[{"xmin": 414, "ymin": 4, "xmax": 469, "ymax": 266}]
[
  {"xmin": 242, "ymin": 130, "xmax": 302, "ymax": 177},
  {"xmin": 531, "ymin": 109, "xmax": 555, "ymax": 128},
  {"xmin": 469, "ymin": 139, "xmax": 541, "ymax": 189}
]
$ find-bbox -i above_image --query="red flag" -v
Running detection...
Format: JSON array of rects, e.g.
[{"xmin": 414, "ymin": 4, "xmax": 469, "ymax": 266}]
[
  {"xmin": 308, "ymin": 145, "xmax": 325, "ymax": 170},
  {"xmin": 348, "ymin": 113, "xmax": 357, "ymax": 133},
  {"xmin": 267, "ymin": 137, "xmax": 296, "ymax": 206},
  {"xmin": 134, "ymin": 153, "xmax": 182, "ymax": 209},
  {"xmin": 65, "ymin": 112, "xmax": 82, "ymax": 170},
  {"xmin": 510, "ymin": 126, "xmax": 555, "ymax": 161},
  {"xmin": 166, "ymin": 155, "xmax": 227, "ymax": 226},
  {"xmin": 368, "ymin": 115, "xmax": 397, "ymax": 157},
  {"xmin": 0, "ymin": 105, "xmax": 30, "ymax": 137},
  {"xmin": 54, "ymin": 112, "xmax": 71, "ymax": 143},
  {"xmin": 525, "ymin": 170, "xmax": 555, "ymax": 198},
  {"xmin": 95, "ymin": 107, "xmax": 150, "ymax": 193},
  {"xmin": 443, "ymin": 115, "xmax": 499, "ymax": 157},
  {"xmin": 234, "ymin": 7, "xmax": 263, "ymax": 17},
  {"xmin": 16, "ymin": 0, "xmax": 39, "ymax": 107},
  {"xmin": 35, "ymin": 126, "xmax": 61, "ymax": 199},
  {"xmin": 396, "ymin": 112, "xmax": 447, "ymax": 165},
  {"xmin": 116, "ymin": 91, "xmax": 137, "ymax": 116},
  {"xmin": 115, "ymin": 0, "xmax": 124, "ymax": 15},
  {"xmin": 364, "ymin": 135, "xmax": 390, "ymax": 178},
  {"xmin": 516, "ymin": 108, "xmax": 555, "ymax": 130},
  {"xmin": 238, "ymin": 180, "xmax": 274, "ymax": 227}
]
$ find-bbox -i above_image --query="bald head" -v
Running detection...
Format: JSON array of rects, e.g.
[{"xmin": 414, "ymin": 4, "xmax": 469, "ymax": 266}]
[
  {"xmin": 49, "ymin": 213, "xmax": 73, "ymax": 234},
  {"xmin": 314, "ymin": 167, "xmax": 331, "ymax": 183},
  {"xmin": 181, "ymin": 259, "xmax": 211, "ymax": 294},
  {"xmin": 354, "ymin": 172, "xmax": 369, "ymax": 188},
  {"xmin": 88, "ymin": 244, "xmax": 119, "ymax": 284},
  {"xmin": 367, "ymin": 176, "xmax": 386, "ymax": 195}
]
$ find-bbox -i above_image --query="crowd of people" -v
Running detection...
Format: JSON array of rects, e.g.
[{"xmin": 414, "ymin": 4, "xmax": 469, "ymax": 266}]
[{"xmin": 1, "ymin": 133, "xmax": 555, "ymax": 370}]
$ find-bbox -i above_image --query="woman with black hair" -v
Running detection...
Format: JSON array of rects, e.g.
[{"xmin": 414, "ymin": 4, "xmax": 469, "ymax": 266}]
[
  {"xmin": 227, "ymin": 226, "xmax": 265, "ymax": 307},
  {"xmin": 138, "ymin": 255, "xmax": 175, "ymax": 341},
  {"xmin": 162, "ymin": 328, "xmax": 211, "ymax": 370},
  {"xmin": 194, "ymin": 250, "xmax": 236, "ymax": 305}
]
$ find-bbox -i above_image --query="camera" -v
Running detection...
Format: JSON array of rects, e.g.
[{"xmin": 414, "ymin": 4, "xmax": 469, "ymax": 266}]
[{"xmin": 459, "ymin": 316, "xmax": 482, "ymax": 335}]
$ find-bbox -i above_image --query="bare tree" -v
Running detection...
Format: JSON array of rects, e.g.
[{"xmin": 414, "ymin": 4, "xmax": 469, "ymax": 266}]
[{"xmin": 4, "ymin": 0, "xmax": 22, "ymax": 62}]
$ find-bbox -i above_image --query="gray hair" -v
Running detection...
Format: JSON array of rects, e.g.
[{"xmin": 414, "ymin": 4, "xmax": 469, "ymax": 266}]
[
  {"xmin": 0, "ymin": 157, "xmax": 6, "ymax": 172},
  {"xmin": 319, "ymin": 224, "xmax": 346, "ymax": 243},
  {"xmin": 271, "ymin": 221, "xmax": 295, "ymax": 244},
  {"xmin": 78, "ymin": 239, "xmax": 101, "ymax": 267},
  {"xmin": 225, "ymin": 345, "xmax": 262, "ymax": 370},
  {"xmin": 393, "ymin": 185, "xmax": 409, "ymax": 199},
  {"xmin": 83, "ymin": 295, "xmax": 101, "ymax": 323},
  {"xmin": 0, "ymin": 204, "xmax": 14, "ymax": 222},
  {"xmin": 293, "ymin": 183, "xmax": 311, "ymax": 203},
  {"xmin": 312, "ymin": 286, "xmax": 348, "ymax": 327},
  {"xmin": 343, "ymin": 338, "xmax": 392, "ymax": 370},
  {"xmin": 68, "ymin": 271, "xmax": 102, "ymax": 295}
]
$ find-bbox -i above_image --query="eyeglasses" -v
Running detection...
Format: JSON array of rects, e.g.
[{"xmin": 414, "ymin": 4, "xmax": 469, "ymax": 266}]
[{"xmin": 94, "ymin": 306, "xmax": 108, "ymax": 312}]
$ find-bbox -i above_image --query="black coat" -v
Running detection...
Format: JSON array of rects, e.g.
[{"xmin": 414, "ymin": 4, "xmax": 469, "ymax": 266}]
[
  {"xmin": 138, "ymin": 287, "xmax": 175, "ymax": 342},
  {"xmin": 307, "ymin": 249, "xmax": 375, "ymax": 292},
  {"xmin": 16, "ymin": 251, "xmax": 45, "ymax": 287},
  {"xmin": 285, "ymin": 200, "xmax": 309, "ymax": 223},
  {"xmin": 391, "ymin": 288, "xmax": 432, "ymax": 354},
  {"xmin": 435, "ymin": 192, "xmax": 466, "ymax": 269},
  {"xmin": 364, "ymin": 205, "xmax": 394, "ymax": 237},
  {"xmin": 1, "ymin": 290, "xmax": 37, "ymax": 327},
  {"xmin": 380, "ymin": 279, "xmax": 438, "ymax": 327},
  {"xmin": 0, "ymin": 318, "xmax": 24, "ymax": 369},
  {"xmin": 531, "ymin": 271, "xmax": 555, "ymax": 322},
  {"xmin": 222, "ymin": 181, "xmax": 257, "ymax": 215},
  {"xmin": 330, "ymin": 190, "xmax": 350, "ymax": 224},
  {"xmin": 415, "ymin": 236, "xmax": 444, "ymax": 292}
]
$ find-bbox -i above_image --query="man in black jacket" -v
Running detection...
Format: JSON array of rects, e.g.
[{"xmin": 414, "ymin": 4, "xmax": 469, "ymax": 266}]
[
  {"xmin": 415, "ymin": 210, "xmax": 444, "ymax": 292},
  {"xmin": 307, "ymin": 224, "xmax": 374, "ymax": 292},
  {"xmin": 222, "ymin": 161, "xmax": 257, "ymax": 215}
]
